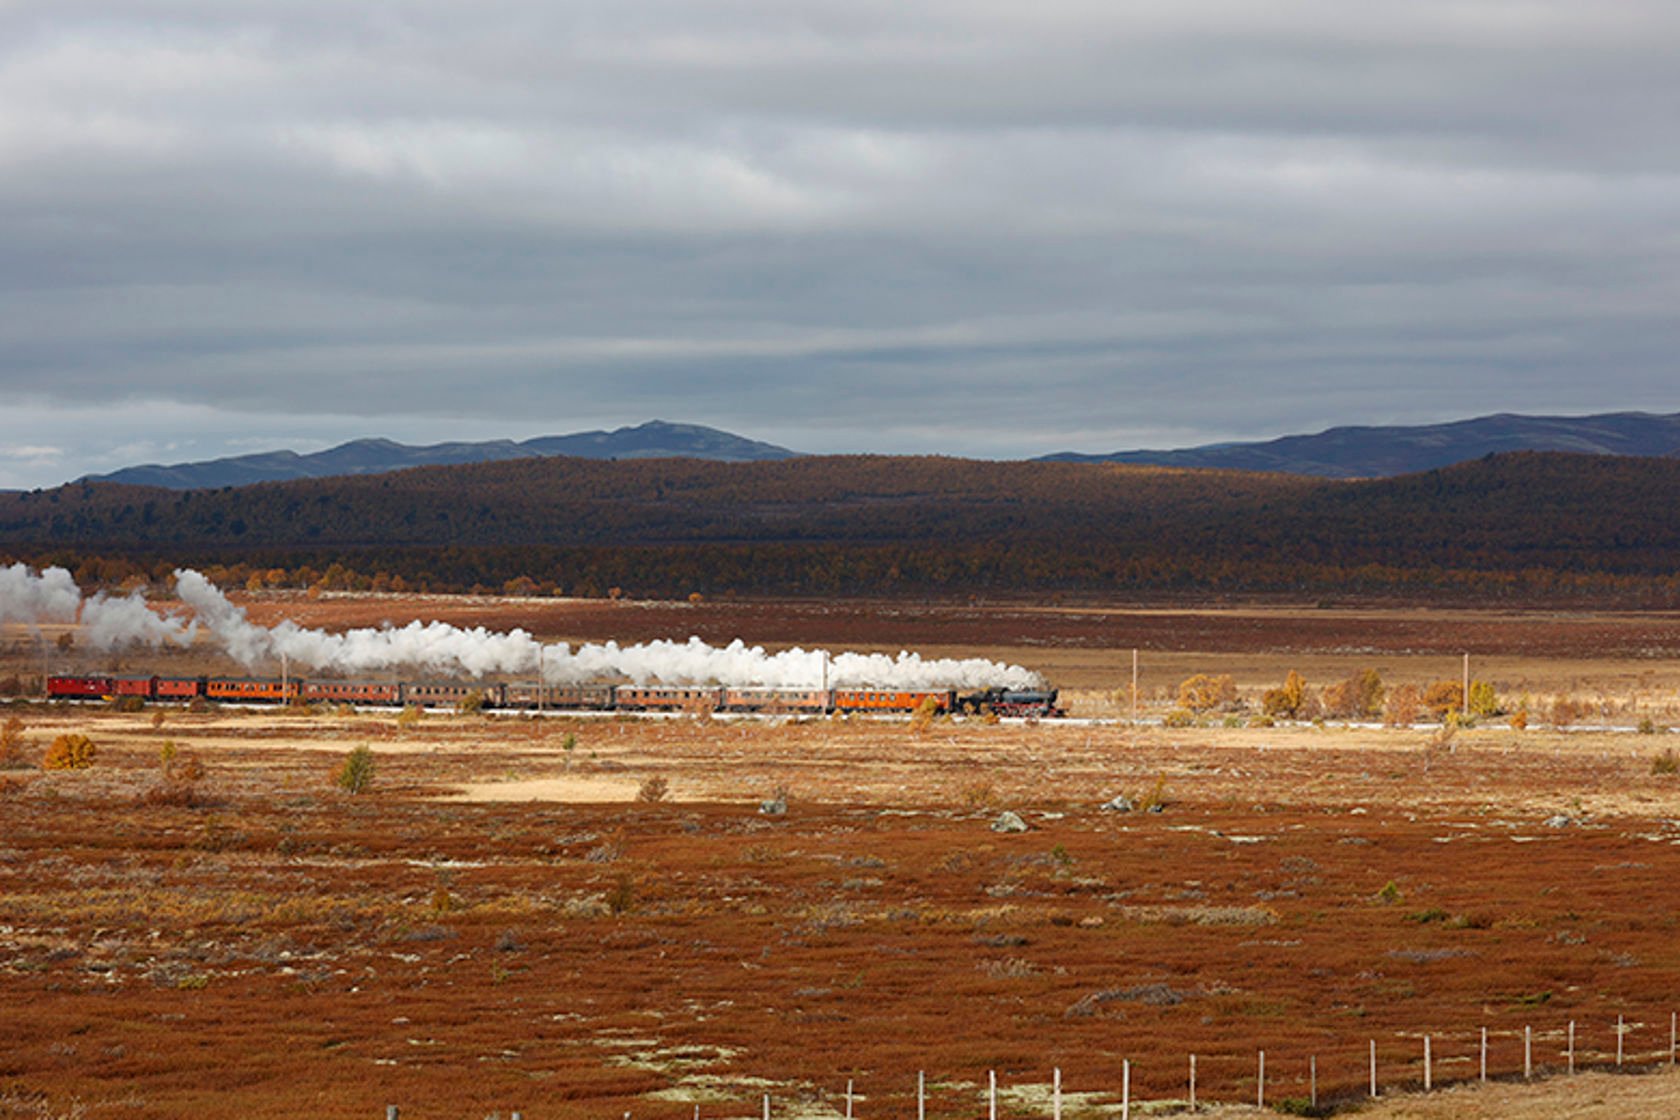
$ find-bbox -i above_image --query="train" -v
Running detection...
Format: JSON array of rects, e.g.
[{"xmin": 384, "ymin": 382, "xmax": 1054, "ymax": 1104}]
[{"xmin": 44, "ymin": 674, "xmax": 1065, "ymax": 718}]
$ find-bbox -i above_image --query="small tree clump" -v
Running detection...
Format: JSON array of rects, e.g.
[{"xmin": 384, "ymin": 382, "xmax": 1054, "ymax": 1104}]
[
  {"xmin": 1384, "ymin": 684, "xmax": 1422, "ymax": 726},
  {"xmin": 1467, "ymin": 680, "xmax": 1501, "ymax": 718},
  {"xmin": 1652, "ymin": 748, "xmax": 1679, "ymax": 776},
  {"xmin": 41, "ymin": 733, "xmax": 96, "ymax": 771},
  {"xmin": 1262, "ymin": 670, "xmax": 1312, "ymax": 720},
  {"xmin": 1176, "ymin": 673, "xmax": 1237, "ymax": 714},
  {"xmin": 335, "ymin": 745, "xmax": 376, "ymax": 795},
  {"xmin": 1321, "ymin": 669, "xmax": 1385, "ymax": 720},
  {"xmin": 1550, "ymin": 696, "xmax": 1583, "ymax": 729},
  {"xmin": 637, "ymin": 775, "xmax": 669, "ymax": 803},
  {"xmin": 457, "ymin": 691, "xmax": 486, "ymax": 715},
  {"xmin": 1422, "ymin": 680, "xmax": 1464, "ymax": 720}
]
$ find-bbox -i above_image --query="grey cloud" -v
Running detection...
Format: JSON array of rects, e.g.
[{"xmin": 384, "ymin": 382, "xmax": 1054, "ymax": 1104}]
[{"xmin": 1, "ymin": 1, "xmax": 1678, "ymax": 488}]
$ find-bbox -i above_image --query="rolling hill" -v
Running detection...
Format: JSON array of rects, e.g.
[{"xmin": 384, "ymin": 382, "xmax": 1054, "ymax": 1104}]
[
  {"xmin": 1042, "ymin": 410, "xmax": 1680, "ymax": 477},
  {"xmin": 6, "ymin": 451, "xmax": 1680, "ymax": 604},
  {"xmin": 79, "ymin": 421, "xmax": 800, "ymax": 490}
]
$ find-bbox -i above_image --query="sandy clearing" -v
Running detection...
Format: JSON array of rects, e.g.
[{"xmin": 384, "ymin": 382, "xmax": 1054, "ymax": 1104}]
[{"xmin": 441, "ymin": 774, "xmax": 650, "ymax": 802}]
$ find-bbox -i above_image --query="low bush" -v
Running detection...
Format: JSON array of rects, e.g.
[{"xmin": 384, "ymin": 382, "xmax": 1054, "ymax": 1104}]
[
  {"xmin": 335, "ymin": 744, "xmax": 375, "ymax": 794},
  {"xmin": 637, "ymin": 775, "xmax": 669, "ymax": 803},
  {"xmin": 1653, "ymin": 748, "xmax": 1678, "ymax": 776},
  {"xmin": 41, "ymin": 733, "xmax": 96, "ymax": 771},
  {"xmin": 0, "ymin": 715, "xmax": 29, "ymax": 770},
  {"xmin": 1177, "ymin": 673, "xmax": 1237, "ymax": 713}
]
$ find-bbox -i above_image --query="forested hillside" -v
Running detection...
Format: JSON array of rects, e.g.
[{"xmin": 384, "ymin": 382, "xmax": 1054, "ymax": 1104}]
[{"xmin": 4, "ymin": 452, "xmax": 1680, "ymax": 604}]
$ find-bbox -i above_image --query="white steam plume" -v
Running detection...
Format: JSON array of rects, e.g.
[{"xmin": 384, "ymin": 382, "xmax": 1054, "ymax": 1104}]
[
  {"xmin": 2, "ymin": 564, "xmax": 1043, "ymax": 688},
  {"xmin": 0, "ymin": 564, "xmax": 81, "ymax": 626}
]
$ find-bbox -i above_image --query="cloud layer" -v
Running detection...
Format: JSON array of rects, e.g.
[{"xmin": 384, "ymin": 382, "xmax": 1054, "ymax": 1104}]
[{"xmin": 3, "ymin": 2, "xmax": 1678, "ymax": 486}]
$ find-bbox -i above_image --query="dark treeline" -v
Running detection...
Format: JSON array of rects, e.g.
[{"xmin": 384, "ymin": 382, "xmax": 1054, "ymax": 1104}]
[{"xmin": 4, "ymin": 452, "xmax": 1680, "ymax": 604}]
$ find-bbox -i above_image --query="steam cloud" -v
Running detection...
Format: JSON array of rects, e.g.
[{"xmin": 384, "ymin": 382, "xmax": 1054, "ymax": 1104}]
[{"xmin": 1, "ymin": 564, "xmax": 1042, "ymax": 689}]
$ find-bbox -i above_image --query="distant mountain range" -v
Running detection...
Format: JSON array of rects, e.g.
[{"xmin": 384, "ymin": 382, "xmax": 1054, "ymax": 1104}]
[
  {"xmin": 71, "ymin": 409, "xmax": 1680, "ymax": 490},
  {"xmin": 1040, "ymin": 410, "xmax": 1680, "ymax": 478},
  {"xmin": 82, "ymin": 421, "xmax": 801, "ymax": 490}
]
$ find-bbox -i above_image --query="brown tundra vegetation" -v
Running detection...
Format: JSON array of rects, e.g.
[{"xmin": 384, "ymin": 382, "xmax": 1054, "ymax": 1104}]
[{"xmin": 5, "ymin": 596, "xmax": 1680, "ymax": 1118}]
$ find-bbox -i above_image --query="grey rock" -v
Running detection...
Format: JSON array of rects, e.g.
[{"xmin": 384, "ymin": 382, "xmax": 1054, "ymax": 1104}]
[
  {"xmin": 758, "ymin": 798, "xmax": 787, "ymax": 816},
  {"xmin": 991, "ymin": 811, "xmax": 1030, "ymax": 833},
  {"xmin": 1100, "ymin": 796, "xmax": 1135, "ymax": 812}
]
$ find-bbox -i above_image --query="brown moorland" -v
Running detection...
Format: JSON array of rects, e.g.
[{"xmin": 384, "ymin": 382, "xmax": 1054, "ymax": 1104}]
[{"xmin": 4, "ymin": 596, "xmax": 1680, "ymax": 1118}]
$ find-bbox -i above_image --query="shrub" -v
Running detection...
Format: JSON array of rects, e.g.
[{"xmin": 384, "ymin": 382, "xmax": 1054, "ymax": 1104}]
[
  {"xmin": 1262, "ymin": 670, "xmax": 1309, "ymax": 719},
  {"xmin": 1468, "ymin": 680, "xmax": 1501, "ymax": 718},
  {"xmin": 1550, "ymin": 696, "xmax": 1583, "ymax": 729},
  {"xmin": 908, "ymin": 695, "xmax": 941, "ymax": 733},
  {"xmin": 1637, "ymin": 716, "xmax": 1660, "ymax": 735},
  {"xmin": 396, "ymin": 705, "xmax": 423, "ymax": 731},
  {"xmin": 637, "ymin": 775, "xmax": 669, "ymax": 803},
  {"xmin": 1161, "ymin": 708, "xmax": 1195, "ymax": 728},
  {"xmin": 1422, "ymin": 680, "xmax": 1464, "ymax": 720},
  {"xmin": 1653, "ymin": 749, "xmax": 1679, "ymax": 776},
  {"xmin": 0, "ymin": 715, "xmax": 30, "ymax": 770},
  {"xmin": 1384, "ymin": 683, "xmax": 1422, "ymax": 726},
  {"xmin": 1509, "ymin": 707, "xmax": 1529, "ymax": 731},
  {"xmin": 1322, "ymin": 669, "xmax": 1385, "ymax": 720},
  {"xmin": 1162, "ymin": 705, "xmax": 1202, "ymax": 732},
  {"xmin": 1176, "ymin": 673, "xmax": 1237, "ymax": 713},
  {"xmin": 335, "ymin": 745, "xmax": 375, "ymax": 795},
  {"xmin": 607, "ymin": 872, "xmax": 636, "ymax": 915},
  {"xmin": 457, "ymin": 690, "xmax": 486, "ymax": 715},
  {"xmin": 41, "ymin": 733, "xmax": 96, "ymax": 771}
]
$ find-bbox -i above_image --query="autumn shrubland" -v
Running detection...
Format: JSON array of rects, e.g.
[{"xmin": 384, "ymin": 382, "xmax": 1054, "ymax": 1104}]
[{"xmin": 5, "ymin": 597, "xmax": 1680, "ymax": 1118}]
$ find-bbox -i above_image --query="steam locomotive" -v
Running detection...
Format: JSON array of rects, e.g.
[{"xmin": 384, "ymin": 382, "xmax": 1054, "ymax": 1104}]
[{"xmin": 45, "ymin": 674, "xmax": 1064, "ymax": 717}]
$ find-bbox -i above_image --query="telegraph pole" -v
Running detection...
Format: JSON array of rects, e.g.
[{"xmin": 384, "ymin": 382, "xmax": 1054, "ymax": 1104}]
[{"xmin": 1462, "ymin": 652, "xmax": 1470, "ymax": 719}]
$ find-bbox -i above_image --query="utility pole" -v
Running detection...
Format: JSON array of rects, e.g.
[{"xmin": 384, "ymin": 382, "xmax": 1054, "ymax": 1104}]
[
  {"xmin": 1462, "ymin": 652, "xmax": 1470, "ymax": 719},
  {"xmin": 1131, "ymin": 648, "xmax": 1139, "ymax": 724}
]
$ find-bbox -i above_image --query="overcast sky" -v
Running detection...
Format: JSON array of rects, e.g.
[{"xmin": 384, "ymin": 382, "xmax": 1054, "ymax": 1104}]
[{"xmin": 3, "ymin": 1, "xmax": 1678, "ymax": 488}]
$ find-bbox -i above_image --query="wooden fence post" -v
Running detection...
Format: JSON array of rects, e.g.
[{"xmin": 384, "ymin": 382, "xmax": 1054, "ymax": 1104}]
[
  {"xmin": 1121, "ymin": 1059, "xmax": 1130, "ymax": 1120},
  {"xmin": 1257, "ymin": 1050, "xmax": 1265, "ymax": 1110},
  {"xmin": 1525, "ymin": 1026, "xmax": 1532, "ymax": 1080},
  {"xmin": 1052, "ymin": 1066, "xmax": 1061, "ymax": 1120},
  {"xmin": 1424, "ymin": 1035, "xmax": 1432, "ymax": 1092},
  {"xmin": 763, "ymin": 1092, "xmax": 770, "ymax": 1120},
  {"xmin": 1569, "ymin": 1021, "xmax": 1576, "ymax": 1075},
  {"xmin": 1369, "ymin": 1039, "xmax": 1377, "ymax": 1098},
  {"xmin": 846, "ymin": 1079, "xmax": 854, "ymax": 1120},
  {"xmin": 918, "ymin": 1071, "xmax": 925, "ymax": 1120},
  {"xmin": 987, "ymin": 1070, "xmax": 995, "ymax": 1120},
  {"xmin": 1189, "ymin": 1053, "xmax": 1196, "ymax": 1111},
  {"xmin": 1480, "ymin": 1027, "xmax": 1487, "ymax": 1083},
  {"xmin": 386, "ymin": 1109, "xmax": 398, "ymax": 1120},
  {"xmin": 1310, "ymin": 1056, "xmax": 1317, "ymax": 1110},
  {"xmin": 1617, "ymin": 1014, "xmax": 1626, "ymax": 1067}
]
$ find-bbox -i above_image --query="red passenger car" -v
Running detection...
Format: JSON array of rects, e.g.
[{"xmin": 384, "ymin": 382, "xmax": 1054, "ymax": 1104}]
[
  {"xmin": 47, "ymin": 675, "xmax": 113, "ymax": 701},
  {"xmin": 154, "ymin": 677, "xmax": 206, "ymax": 700}
]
